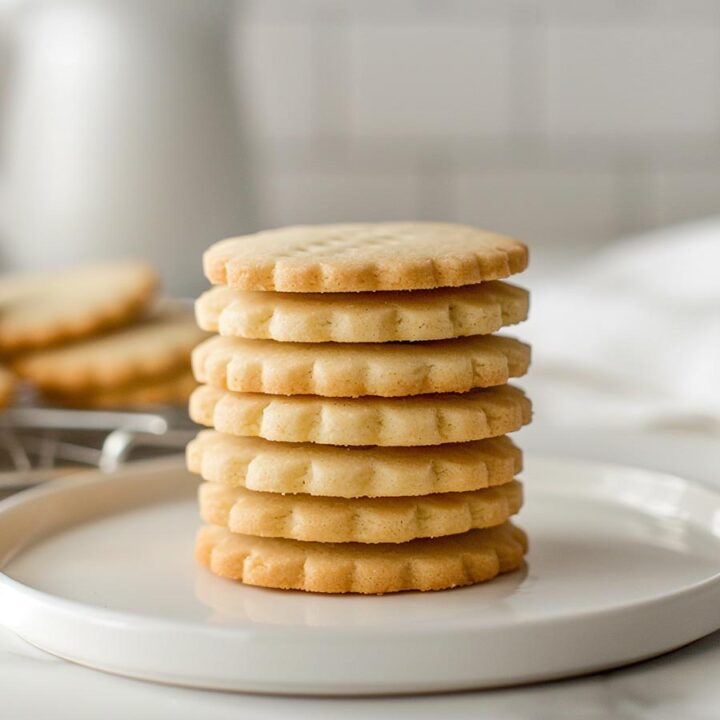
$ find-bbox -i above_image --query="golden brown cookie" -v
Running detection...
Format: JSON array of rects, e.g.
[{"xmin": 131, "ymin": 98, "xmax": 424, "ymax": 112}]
[
  {"xmin": 199, "ymin": 480, "xmax": 523, "ymax": 544},
  {"xmin": 46, "ymin": 370, "xmax": 196, "ymax": 409},
  {"xmin": 14, "ymin": 310, "xmax": 207, "ymax": 393},
  {"xmin": 195, "ymin": 281, "xmax": 529, "ymax": 343},
  {"xmin": 204, "ymin": 223, "xmax": 528, "ymax": 293},
  {"xmin": 0, "ymin": 261, "xmax": 157, "ymax": 353},
  {"xmin": 196, "ymin": 521, "xmax": 528, "ymax": 594},
  {"xmin": 187, "ymin": 431, "xmax": 522, "ymax": 497},
  {"xmin": 192, "ymin": 334, "xmax": 530, "ymax": 397},
  {"xmin": 189, "ymin": 384, "xmax": 531, "ymax": 446},
  {"xmin": 0, "ymin": 367, "xmax": 15, "ymax": 408}
]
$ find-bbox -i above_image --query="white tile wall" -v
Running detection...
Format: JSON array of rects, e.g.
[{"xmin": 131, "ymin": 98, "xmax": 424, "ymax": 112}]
[
  {"xmin": 350, "ymin": 24, "xmax": 513, "ymax": 138},
  {"xmin": 545, "ymin": 24, "xmax": 720, "ymax": 137},
  {"xmin": 260, "ymin": 168, "xmax": 422, "ymax": 226},
  {"xmin": 236, "ymin": 0, "xmax": 720, "ymax": 254},
  {"xmin": 454, "ymin": 170, "xmax": 619, "ymax": 264},
  {"xmin": 238, "ymin": 22, "xmax": 317, "ymax": 139},
  {"xmin": 649, "ymin": 171, "xmax": 720, "ymax": 227}
]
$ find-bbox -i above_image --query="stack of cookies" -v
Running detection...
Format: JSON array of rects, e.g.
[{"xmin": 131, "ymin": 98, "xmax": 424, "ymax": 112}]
[{"xmin": 188, "ymin": 223, "xmax": 532, "ymax": 594}]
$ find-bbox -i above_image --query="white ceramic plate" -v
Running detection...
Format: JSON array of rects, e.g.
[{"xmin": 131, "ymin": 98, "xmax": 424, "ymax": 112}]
[{"xmin": 1, "ymin": 454, "xmax": 719, "ymax": 696}]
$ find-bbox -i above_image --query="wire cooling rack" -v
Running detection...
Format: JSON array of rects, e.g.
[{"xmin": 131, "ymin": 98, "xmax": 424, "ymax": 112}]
[
  {"xmin": 0, "ymin": 405, "xmax": 195, "ymax": 493},
  {"xmin": 0, "ymin": 297, "xmax": 198, "ymax": 494}
]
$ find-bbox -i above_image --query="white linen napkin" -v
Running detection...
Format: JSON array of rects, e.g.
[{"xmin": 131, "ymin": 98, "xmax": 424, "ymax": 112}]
[{"xmin": 520, "ymin": 218, "xmax": 720, "ymax": 434}]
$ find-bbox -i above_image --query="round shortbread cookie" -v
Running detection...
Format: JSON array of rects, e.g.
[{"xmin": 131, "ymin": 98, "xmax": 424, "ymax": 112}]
[
  {"xmin": 46, "ymin": 370, "xmax": 197, "ymax": 409},
  {"xmin": 204, "ymin": 223, "xmax": 528, "ymax": 293},
  {"xmin": 195, "ymin": 281, "xmax": 529, "ymax": 343},
  {"xmin": 0, "ymin": 367, "xmax": 15, "ymax": 408},
  {"xmin": 0, "ymin": 261, "xmax": 157, "ymax": 353},
  {"xmin": 199, "ymin": 480, "xmax": 523, "ymax": 544},
  {"xmin": 189, "ymin": 384, "xmax": 531, "ymax": 446},
  {"xmin": 196, "ymin": 521, "xmax": 528, "ymax": 594},
  {"xmin": 187, "ymin": 431, "xmax": 522, "ymax": 498},
  {"xmin": 15, "ymin": 310, "xmax": 207, "ymax": 393},
  {"xmin": 192, "ymin": 334, "xmax": 530, "ymax": 397}
]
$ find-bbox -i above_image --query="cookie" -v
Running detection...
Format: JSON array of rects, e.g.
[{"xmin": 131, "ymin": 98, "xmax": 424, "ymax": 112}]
[
  {"xmin": 199, "ymin": 480, "xmax": 523, "ymax": 544},
  {"xmin": 189, "ymin": 384, "xmax": 531, "ymax": 446},
  {"xmin": 196, "ymin": 521, "xmax": 528, "ymax": 594},
  {"xmin": 187, "ymin": 431, "xmax": 522, "ymax": 497},
  {"xmin": 195, "ymin": 281, "xmax": 529, "ymax": 343},
  {"xmin": 14, "ymin": 309, "xmax": 207, "ymax": 393},
  {"xmin": 204, "ymin": 223, "xmax": 528, "ymax": 293},
  {"xmin": 0, "ymin": 367, "xmax": 15, "ymax": 408},
  {"xmin": 192, "ymin": 334, "xmax": 530, "ymax": 398},
  {"xmin": 46, "ymin": 370, "xmax": 196, "ymax": 409},
  {"xmin": 0, "ymin": 261, "xmax": 157, "ymax": 353}
]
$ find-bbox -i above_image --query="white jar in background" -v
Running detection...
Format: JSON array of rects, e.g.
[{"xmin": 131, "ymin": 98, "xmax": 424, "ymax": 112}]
[{"xmin": 1, "ymin": 0, "xmax": 256, "ymax": 295}]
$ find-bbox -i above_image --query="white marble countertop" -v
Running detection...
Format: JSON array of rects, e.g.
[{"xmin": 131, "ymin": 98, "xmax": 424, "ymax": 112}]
[
  {"xmin": 3, "ymin": 426, "xmax": 720, "ymax": 719},
  {"xmin": 2, "ymin": 624, "xmax": 720, "ymax": 720}
]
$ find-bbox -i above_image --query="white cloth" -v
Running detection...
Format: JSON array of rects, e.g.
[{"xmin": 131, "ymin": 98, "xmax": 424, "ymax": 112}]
[{"xmin": 521, "ymin": 218, "xmax": 720, "ymax": 433}]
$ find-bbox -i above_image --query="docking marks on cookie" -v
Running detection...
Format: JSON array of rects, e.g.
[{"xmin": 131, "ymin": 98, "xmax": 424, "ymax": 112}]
[{"xmin": 204, "ymin": 223, "xmax": 528, "ymax": 293}]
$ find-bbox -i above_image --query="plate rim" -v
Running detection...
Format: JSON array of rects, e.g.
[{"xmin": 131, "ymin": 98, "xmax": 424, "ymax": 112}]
[
  {"xmin": 3, "ymin": 452, "xmax": 720, "ymax": 694},
  {"xmin": 1, "ymin": 452, "xmax": 720, "ymax": 637}
]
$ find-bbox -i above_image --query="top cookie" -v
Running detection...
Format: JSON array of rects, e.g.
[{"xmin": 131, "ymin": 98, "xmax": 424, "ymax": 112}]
[
  {"xmin": 0, "ymin": 261, "xmax": 157, "ymax": 353},
  {"xmin": 204, "ymin": 223, "xmax": 528, "ymax": 293}
]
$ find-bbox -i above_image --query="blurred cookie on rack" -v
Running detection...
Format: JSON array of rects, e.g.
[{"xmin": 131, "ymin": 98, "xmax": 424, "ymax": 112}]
[
  {"xmin": 0, "ymin": 367, "xmax": 15, "ymax": 408},
  {"xmin": 45, "ymin": 370, "xmax": 197, "ymax": 410},
  {"xmin": 15, "ymin": 308, "xmax": 206, "ymax": 408},
  {"xmin": 0, "ymin": 261, "xmax": 157, "ymax": 353}
]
